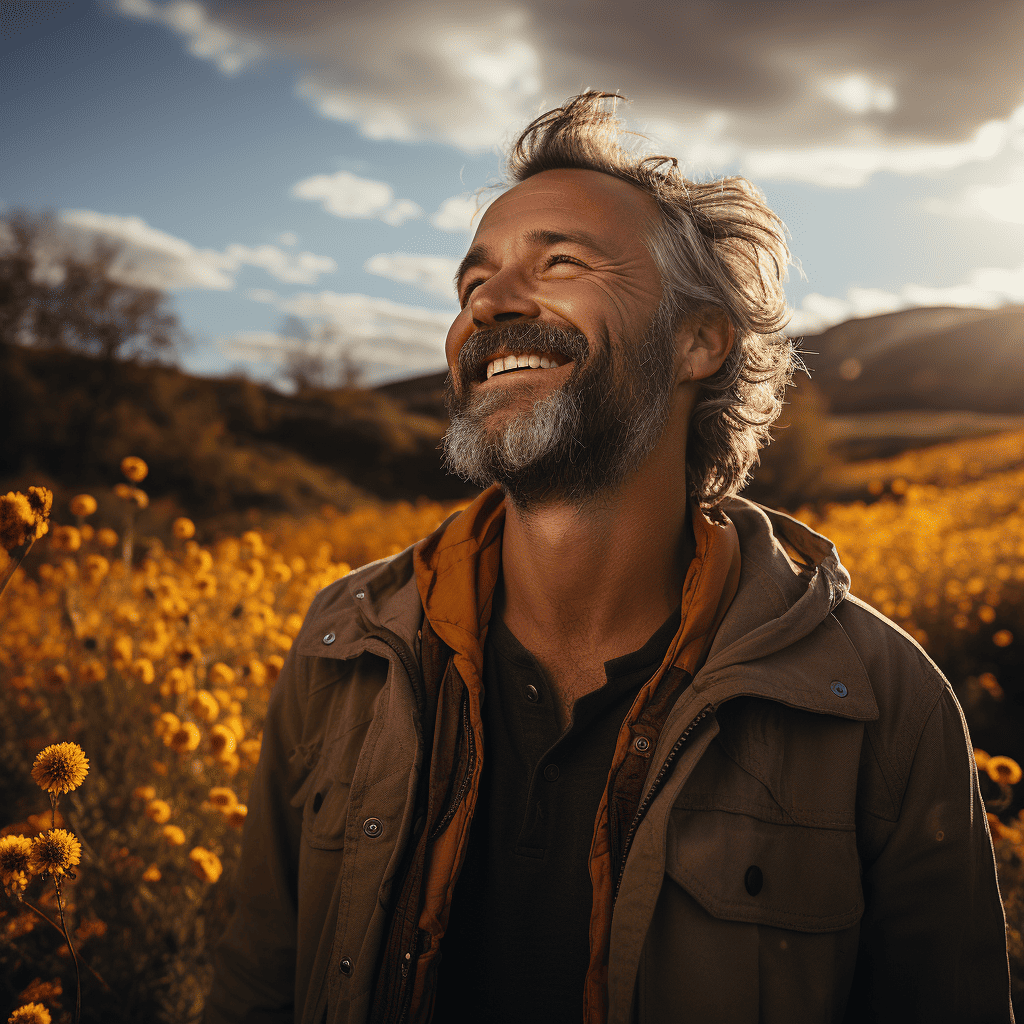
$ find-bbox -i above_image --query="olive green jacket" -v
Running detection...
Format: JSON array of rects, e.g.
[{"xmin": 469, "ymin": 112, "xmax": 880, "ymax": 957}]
[{"xmin": 205, "ymin": 494, "xmax": 1014, "ymax": 1023}]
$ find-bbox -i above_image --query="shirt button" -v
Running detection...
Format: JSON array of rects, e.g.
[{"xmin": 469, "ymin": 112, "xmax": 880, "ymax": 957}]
[
  {"xmin": 525, "ymin": 684, "xmax": 539, "ymax": 702},
  {"xmin": 745, "ymin": 865, "xmax": 764, "ymax": 896},
  {"xmin": 339, "ymin": 958, "xmax": 352, "ymax": 975},
  {"xmin": 323, "ymin": 632, "xmax": 336, "ymax": 644},
  {"xmin": 543, "ymin": 764, "xmax": 559, "ymax": 782},
  {"xmin": 634, "ymin": 736, "xmax": 650, "ymax": 753},
  {"xmin": 363, "ymin": 817, "xmax": 383, "ymax": 837}
]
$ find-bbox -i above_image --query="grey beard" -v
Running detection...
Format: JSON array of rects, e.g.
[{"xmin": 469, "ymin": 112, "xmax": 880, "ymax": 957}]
[{"xmin": 441, "ymin": 298, "xmax": 678, "ymax": 515}]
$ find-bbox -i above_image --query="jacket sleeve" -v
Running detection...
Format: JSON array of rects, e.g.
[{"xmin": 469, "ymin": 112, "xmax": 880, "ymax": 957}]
[
  {"xmin": 204, "ymin": 642, "xmax": 312, "ymax": 1024},
  {"xmin": 846, "ymin": 679, "xmax": 1015, "ymax": 1023}
]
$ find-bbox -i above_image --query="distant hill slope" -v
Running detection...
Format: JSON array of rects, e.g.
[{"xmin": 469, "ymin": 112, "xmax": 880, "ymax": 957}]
[
  {"xmin": 798, "ymin": 304, "xmax": 1024, "ymax": 415},
  {"xmin": 376, "ymin": 305, "xmax": 1024, "ymax": 419},
  {"xmin": 0, "ymin": 342, "xmax": 479, "ymax": 534}
]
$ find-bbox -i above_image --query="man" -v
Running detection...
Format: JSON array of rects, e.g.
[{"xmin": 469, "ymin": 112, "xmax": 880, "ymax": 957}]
[{"xmin": 206, "ymin": 91, "xmax": 1014, "ymax": 1023}]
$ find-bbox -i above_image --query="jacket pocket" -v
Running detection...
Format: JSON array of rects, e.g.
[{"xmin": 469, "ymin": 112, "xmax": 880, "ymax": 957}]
[
  {"xmin": 665, "ymin": 805, "xmax": 864, "ymax": 931},
  {"xmin": 296, "ymin": 720, "xmax": 371, "ymax": 850}
]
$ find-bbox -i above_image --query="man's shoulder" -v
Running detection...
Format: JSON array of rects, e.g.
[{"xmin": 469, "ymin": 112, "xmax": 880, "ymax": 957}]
[{"xmin": 292, "ymin": 543, "xmax": 422, "ymax": 659}]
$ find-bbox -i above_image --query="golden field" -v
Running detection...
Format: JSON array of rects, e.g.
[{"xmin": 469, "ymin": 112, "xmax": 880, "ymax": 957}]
[{"xmin": 2, "ymin": 440, "xmax": 1024, "ymax": 1022}]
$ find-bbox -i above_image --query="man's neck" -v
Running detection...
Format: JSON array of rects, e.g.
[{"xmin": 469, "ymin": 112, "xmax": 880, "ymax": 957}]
[{"xmin": 495, "ymin": 430, "xmax": 695, "ymax": 666}]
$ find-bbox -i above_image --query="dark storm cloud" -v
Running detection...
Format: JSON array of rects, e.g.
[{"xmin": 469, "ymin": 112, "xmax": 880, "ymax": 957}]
[{"xmin": 204, "ymin": 0, "xmax": 1023, "ymax": 149}]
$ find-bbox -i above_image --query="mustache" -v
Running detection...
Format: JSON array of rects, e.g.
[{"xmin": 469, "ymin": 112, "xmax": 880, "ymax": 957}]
[{"xmin": 456, "ymin": 321, "xmax": 590, "ymax": 382}]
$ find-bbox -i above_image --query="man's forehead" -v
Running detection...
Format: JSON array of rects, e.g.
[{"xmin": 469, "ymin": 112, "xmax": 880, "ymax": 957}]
[{"xmin": 478, "ymin": 167, "xmax": 656, "ymax": 233}]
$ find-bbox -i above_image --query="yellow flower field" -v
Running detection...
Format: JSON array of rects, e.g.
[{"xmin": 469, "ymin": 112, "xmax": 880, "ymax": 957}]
[{"xmin": 1, "ymin": 453, "xmax": 1023, "ymax": 1020}]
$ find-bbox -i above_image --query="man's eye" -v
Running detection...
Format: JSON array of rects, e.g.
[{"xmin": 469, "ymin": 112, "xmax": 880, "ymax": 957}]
[{"xmin": 460, "ymin": 254, "xmax": 585, "ymax": 306}]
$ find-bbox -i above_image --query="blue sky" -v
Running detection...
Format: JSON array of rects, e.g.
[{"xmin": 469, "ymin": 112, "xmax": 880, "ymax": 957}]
[{"xmin": 2, "ymin": 0, "xmax": 1023, "ymax": 388}]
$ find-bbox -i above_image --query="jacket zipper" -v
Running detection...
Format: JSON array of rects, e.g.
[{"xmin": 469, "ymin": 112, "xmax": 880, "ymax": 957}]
[
  {"xmin": 430, "ymin": 689, "xmax": 476, "ymax": 840},
  {"xmin": 613, "ymin": 702, "xmax": 715, "ymax": 901}
]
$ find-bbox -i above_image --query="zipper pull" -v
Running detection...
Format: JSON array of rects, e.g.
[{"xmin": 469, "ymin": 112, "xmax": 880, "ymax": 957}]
[{"xmin": 401, "ymin": 950, "xmax": 412, "ymax": 979}]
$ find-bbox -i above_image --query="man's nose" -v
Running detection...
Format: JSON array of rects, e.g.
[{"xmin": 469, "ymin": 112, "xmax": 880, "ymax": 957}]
[{"xmin": 469, "ymin": 271, "xmax": 542, "ymax": 329}]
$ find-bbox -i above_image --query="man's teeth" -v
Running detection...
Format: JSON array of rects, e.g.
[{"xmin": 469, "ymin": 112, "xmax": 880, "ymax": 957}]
[{"xmin": 485, "ymin": 353, "xmax": 563, "ymax": 379}]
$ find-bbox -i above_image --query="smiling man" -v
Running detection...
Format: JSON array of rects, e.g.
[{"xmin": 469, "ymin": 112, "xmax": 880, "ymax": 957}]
[{"xmin": 206, "ymin": 92, "xmax": 1013, "ymax": 1024}]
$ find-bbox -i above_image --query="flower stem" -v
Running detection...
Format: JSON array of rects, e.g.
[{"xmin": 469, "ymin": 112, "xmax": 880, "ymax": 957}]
[
  {"xmin": 20, "ymin": 898, "xmax": 112, "ymax": 992},
  {"xmin": 0, "ymin": 537, "xmax": 34, "ymax": 601},
  {"xmin": 53, "ymin": 875, "xmax": 83, "ymax": 1024}
]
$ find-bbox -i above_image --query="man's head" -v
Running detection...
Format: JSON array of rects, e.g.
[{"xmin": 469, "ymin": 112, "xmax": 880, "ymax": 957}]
[{"xmin": 442, "ymin": 91, "xmax": 800, "ymax": 512}]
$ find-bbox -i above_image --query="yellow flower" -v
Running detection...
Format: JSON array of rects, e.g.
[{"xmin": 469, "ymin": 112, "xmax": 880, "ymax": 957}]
[
  {"xmin": 975, "ymin": 749, "xmax": 991, "ymax": 768},
  {"xmin": 29, "ymin": 829, "xmax": 82, "ymax": 878},
  {"xmin": 162, "ymin": 825, "xmax": 186, "ymax": 846},
  {"xmin": 131, "ymin": 658, "xmax": 156, "ymax": 684},
  {"xmin": 154, "ymin": 712, "xmax": 181, "ymax": 739},
  {"xmin": 79, "ymin": 659, "xmax": 107, "ymax": 684},
  {"xmin": 226, "ymin": 804, "xmax": 248, "ymax": 830},
  {"xmin": 209, "ymin": 724, "xmax": 237, "ymax": 759},
  {"xmin": 83, "ymin": 554, "xmax": 110, "ymax": 585},
  {"xmin": 142, "ymin": 864, "xmax": 161, "ymax": 882},
  {"xmin": 208, "ymin": 662, "xmax": 236, "ymax": 687},
  {"xmin": 69, "ymin": 494, "xmax": 98, "ymax": 517},
  {"xmin": 16, "ymin": 979, "xmax": 62, "ymax": 1006},
  {"xmin": 43, "ymin": 665, "xmax": 71, "ymax": 691},
  {"xmin": 0, "ymin": 835, "xmax": 34, "ymax": 896},
  {"xmin": 240, "ymin": 738, "xmax": 262, "ymax": 764},
  {"xmin": 172, "ymin": 517, "xmax": 196, "ymax": 540},
  {"xmin": 120, "ymin": 456, "xmax": 149, "ymax": 483},
  {"xmin": 188, "ymin": 846, "xmax": 223, "ymax": 884},
  {"xmin": 191, "ymin": 690, "xmax": 220, "ymax": 723},
  {"xmin": 0, "ymin": 489, "xmax": 53, "ymax": 550},
  {"xmin": 132, "ymin": 785, "xmax": 156, "ymax": 801},
  {"xmin": 8, "ymin": 1003, "xmax": 52, "ymax": 1024},
  {"xmin": 96, "ymin": 527, "xmax": 118, "ymax": 549},
  {"xmin": 111, "ymin": 635, "xmax": 133, "ymax": 664},
  {"xmin": 245, "ymin": 659, "xmax": 268, "ymax": 687},
  {"xmin": 220, "ymin": 751, "xmax": 241, "ymax": 778},
  {"xmin": 0, "ymin": 492, "xmax": 35, "ymax": 551},
  {"xmin": 168, "ymin": 722, "xmax": 202, "ymax": 753},
  {"xmin": 30, "ymin": 742, "xmax": 89, "ymax": 796},
  {"xmin": 987, "ymin": 756, "xmax": 1022, "ymax": 786},
  {"xmin": 145, "ymin": 799, "xmax": 172, "ymax": 824},
  {"xmin": 50, "ymin": 525, "xmax": 82, "ymax": 553},
  {"xmin": 208, "ymin": 787, "xmax": 238, "ymax": 811}
]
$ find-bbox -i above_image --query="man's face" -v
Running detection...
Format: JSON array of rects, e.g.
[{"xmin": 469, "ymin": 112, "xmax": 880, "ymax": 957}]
[{"xmin": 442, "ymin": 167, "xmax": 684, "ymax": 514}]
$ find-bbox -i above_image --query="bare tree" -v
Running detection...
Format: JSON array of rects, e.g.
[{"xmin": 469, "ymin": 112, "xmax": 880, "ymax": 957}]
[
  {"xmin": 280, "ymin": 315, "xmax": 364, "ymax": 391},
  {"xmin": 0, "ymin": 208, "xmax": 186, "ymax": 362}
]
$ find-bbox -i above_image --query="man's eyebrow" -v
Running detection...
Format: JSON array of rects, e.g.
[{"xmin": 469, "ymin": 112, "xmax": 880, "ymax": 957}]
[{"xmin": 452, "ymin": 228, "xmax": 613, "ymax": 296}]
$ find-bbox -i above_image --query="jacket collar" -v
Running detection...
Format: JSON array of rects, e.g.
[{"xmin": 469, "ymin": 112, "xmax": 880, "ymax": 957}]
[{"xmin": 295, "ymin": 489, "xmax": 877, "ymax": 724}]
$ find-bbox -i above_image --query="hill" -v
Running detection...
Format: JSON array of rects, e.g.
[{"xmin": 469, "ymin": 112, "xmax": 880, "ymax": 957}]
[{"xmin": 0, "ymin": 341, "xmax": 480, "ymax": 538}]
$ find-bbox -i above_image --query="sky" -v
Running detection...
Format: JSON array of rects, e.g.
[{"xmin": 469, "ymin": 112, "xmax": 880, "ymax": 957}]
[{"xmin": 2, "ymin": 0, "xmax": 1023, "ymax": 389}]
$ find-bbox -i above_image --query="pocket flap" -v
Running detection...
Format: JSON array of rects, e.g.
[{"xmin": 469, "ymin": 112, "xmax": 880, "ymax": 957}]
[{"xmin": 666, "ymin": 807, "xmax": 863, "ymax": 933}]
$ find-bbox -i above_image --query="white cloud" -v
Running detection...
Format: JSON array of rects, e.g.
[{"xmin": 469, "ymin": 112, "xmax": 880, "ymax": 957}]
[
  {"xmin": 820, "ymin": 74, "xmax": 896, "ymax": 116},
  {"xmin": 217, "ymin": 292, "xmax": 455, "ymax": 384},
  {"xmin": 786, "ymin": 261, "xmax": 1024, "ymax": 335},
  {"xmin": 923, "ymin": 166, "xmax": 1024, "ymax": 226},
  {"xmin": 291, "ymin": 169, "xmax": 423, "ymax": 225},
  {"xmin": 117, "ymin": 2, "xmax": 1024, "ymax": 189},
  {"xmin": 364, "ymin": 252, "xmax": 462, "ymax": 301},
  {"xmin": 430, "ymin": 191, "xmax": 501, "ymax": 233},
  {"xmin": 59, "ymin": 209, "xmax": 236, "ymax": 289},
  {"xmin": 54, "ymin": 210, "xmax": 336, "ymax": 290},
  {"xmin": 223, "ymin": 242, "xmax": 336, "ymax": 285},
  {"xmin": 113, "ymin": 0, "xmax": 264, "ymax": 75},
  {"xmin": 277, "ymin": 231, "xmax": 298, "ymax": 246}
]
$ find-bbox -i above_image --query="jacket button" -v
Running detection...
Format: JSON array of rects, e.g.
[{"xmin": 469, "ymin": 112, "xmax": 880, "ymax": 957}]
[
  {"xmin": 745, "ymin": 865, "xmax": 763, "ymax": 896},
  {"xmin": 339, "ymin": 958, "xmax": 352, "ymax": 975},
  {"xmin": 634, "ymin": 736, "xmax": 650, "ymax": 753},
  {"xmin": 525, "ymin": 684, "xmax": 539, "ymax": 702},
  {"xmin": 355, "ymin": 590, "xmax": 365, "ymax": 600},
  {"xmin": 363, "ymin": 817, "xmax": 383, "ymax": 837},
  {"xmin": 543, "ymin": 764, "xmax": 559, "ymax": 782},
  {"xmin": 831, "ymin": 680, "xmax": 848, "ymax": 697},
  {"xmin": 323, "ymin": 632, "xmax": 335, "ymax": 645}
]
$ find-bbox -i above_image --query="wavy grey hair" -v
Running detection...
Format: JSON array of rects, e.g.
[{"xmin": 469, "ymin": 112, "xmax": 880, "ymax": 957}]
[{"xmin": 474, "ymin": 90, "xmax": 804, "ymax": 509}]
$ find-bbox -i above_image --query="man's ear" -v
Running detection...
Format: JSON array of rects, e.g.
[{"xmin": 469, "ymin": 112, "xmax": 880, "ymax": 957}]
[{"xmin": 677, "ymin": 309, "xmax": 734, "ymax": 383}]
